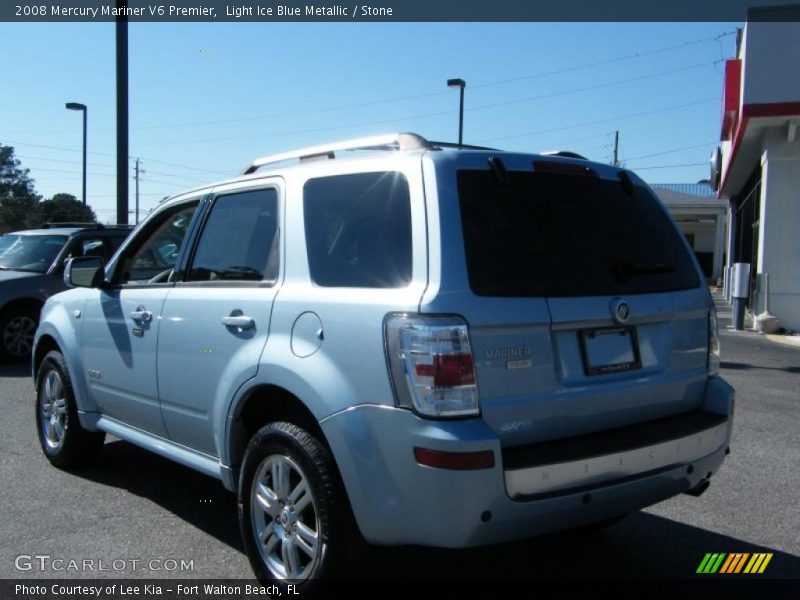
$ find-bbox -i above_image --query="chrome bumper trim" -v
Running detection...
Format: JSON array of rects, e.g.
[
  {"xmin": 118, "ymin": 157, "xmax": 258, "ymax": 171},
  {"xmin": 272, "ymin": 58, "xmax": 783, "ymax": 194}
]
[{"xmin": 504, "ymin": 422, "xmax": 728, "ymax": 499}]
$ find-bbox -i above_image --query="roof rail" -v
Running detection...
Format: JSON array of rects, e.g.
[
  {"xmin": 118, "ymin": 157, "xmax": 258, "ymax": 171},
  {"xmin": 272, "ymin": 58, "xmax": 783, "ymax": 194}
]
[
  {"xmin": 540, "ymin": 150, "xmax": 589, "ymax": 160},
  {"xmin": 427, "ymin": 141, "xmax": 498, "ymax": 151},
  {"xmin": 39, "ymin": 222, "xmax": 104, "ymax": 229},
  {"xmin": 241, "ymin": 132, "xmax": 430, "ymax": 175},
  {"xmin": 39, "ymin": 222, "xmax": 134, "ymax": 230}
]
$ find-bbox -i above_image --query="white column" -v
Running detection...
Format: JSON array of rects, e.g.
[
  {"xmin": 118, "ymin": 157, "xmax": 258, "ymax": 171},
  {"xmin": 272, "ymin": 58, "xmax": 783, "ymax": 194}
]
[
  {"xmin": 756, "ymin": 133, "xmax": 800, "ymax": 329},
  {"xmin": 712, "ymin": 211, "xmax": 726, "ymax": 283}
]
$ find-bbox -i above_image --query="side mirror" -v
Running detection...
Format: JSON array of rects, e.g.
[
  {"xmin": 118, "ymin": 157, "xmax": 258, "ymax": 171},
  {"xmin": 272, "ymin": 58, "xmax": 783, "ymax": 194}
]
[{"xmin": 64, "ymin": 256, "xmax": 105, "ymax": 288}]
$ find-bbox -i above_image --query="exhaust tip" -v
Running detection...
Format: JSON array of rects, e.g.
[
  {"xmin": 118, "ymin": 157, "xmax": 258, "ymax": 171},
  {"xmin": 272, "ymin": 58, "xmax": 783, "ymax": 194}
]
[{"xmin": 685, "ymin": 479, "xmax": 711, "ymax": 497}]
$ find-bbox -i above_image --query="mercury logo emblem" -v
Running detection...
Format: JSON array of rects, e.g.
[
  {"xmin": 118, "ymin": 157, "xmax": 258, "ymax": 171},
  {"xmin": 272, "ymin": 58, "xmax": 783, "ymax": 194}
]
[{"xmin": 611, "ymin": 298, "xmax": 630, "ymax": 324}]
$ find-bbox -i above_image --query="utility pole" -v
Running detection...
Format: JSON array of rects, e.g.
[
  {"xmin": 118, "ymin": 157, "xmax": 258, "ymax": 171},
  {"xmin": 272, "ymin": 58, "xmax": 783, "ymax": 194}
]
[
  {"xmin": 133, "ymin": 158, "xmax": 144, "ymax": 224},
  {"xmin": 613, "ymin": 130, "xmax": 620, "ymax": 167},
  {"xmin": 116, "ymin": 3, "xmax": 129, "ymax": 225}
]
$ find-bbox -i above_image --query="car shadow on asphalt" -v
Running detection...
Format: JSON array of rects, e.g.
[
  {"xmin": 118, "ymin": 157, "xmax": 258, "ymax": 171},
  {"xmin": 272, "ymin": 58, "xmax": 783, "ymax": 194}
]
[
  {"xmin": 721, "ymin": 361, "xmax": 800, "ymax": 374},
  {"xmin": 71, "ymin": 439, "xmax": 800, "ymax": 579},
  {"xmin": 74, "ymin": 439, "xmax": 243, "ymax": 552}
]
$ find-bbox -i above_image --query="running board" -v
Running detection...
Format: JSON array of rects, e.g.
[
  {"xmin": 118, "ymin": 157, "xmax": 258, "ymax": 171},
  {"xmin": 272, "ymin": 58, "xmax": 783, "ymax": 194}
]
[{"xmin": 87, "ymin": 415, "xmax": 223, "ymax": 482}]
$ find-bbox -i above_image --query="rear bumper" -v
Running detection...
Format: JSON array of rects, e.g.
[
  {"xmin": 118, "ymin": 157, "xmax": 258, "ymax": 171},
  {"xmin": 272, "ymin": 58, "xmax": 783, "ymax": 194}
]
[
  {"xmin": 503, "ymin": 410, "xmax": 727, "ymax": 499},
  {"xmin": 320, "ymin": 376, "xmax": 734, "ymax": 548}
]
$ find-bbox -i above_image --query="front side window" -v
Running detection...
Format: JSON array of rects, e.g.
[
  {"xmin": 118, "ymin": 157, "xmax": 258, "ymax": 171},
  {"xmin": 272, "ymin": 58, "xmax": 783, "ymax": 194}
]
[
  {"xmin": 303, "ymin": 172, "xmax": 412, "ymax": 288},
  {"xmin": 187, "ymin": 188, "xmax": 279, "ymax": 283},
  {"xmin": 0, "ymin": 235, "xmax": 67, "ymax": 273},
  {"xmin": 118, "ymin": 203, "xmax": 198, "ymax": 284}
]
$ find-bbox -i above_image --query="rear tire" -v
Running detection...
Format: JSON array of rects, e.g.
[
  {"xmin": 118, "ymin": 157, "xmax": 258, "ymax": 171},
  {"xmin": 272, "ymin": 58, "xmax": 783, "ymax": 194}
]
[
  {"xmin": 238, "ymin": 421, "xmax": 357, "ymax": 592},
  {"xmin": 0, "ymin": 305, "xmax": 38, "ymax": 361},
  {"xmin": 35, "ymin": 350, "xmax": 105, "ymax": 468}
]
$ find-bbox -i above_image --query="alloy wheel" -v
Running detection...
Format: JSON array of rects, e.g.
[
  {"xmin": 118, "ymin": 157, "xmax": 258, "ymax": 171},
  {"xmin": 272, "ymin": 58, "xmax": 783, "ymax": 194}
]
[
  {"xmin": 39, "ymin": 370, "xmax": 68, "ymax": 450},
  {"xmin": 250, "ymin": 454, "xmax": 321, "ymax": 580},
  {"xmin": 3, "ymin": 315, "xmax": 36, "ymax": 357}
]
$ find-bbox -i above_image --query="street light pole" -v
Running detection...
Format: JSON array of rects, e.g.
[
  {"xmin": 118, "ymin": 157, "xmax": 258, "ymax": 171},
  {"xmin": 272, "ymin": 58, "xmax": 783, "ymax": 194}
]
[
  {"xmin": 447, "ymin": 78, "xmax": 466, "ymax": 146},
  {"xmin": 65, "ymin": 102, "xmax": 87, "ymax": 205}
]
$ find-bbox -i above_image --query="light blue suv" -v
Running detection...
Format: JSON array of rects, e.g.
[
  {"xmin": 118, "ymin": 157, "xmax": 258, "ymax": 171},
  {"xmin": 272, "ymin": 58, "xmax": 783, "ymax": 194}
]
[{"xmin": 33, "ymin": 133, "xmax": 734, "ymax": 587}]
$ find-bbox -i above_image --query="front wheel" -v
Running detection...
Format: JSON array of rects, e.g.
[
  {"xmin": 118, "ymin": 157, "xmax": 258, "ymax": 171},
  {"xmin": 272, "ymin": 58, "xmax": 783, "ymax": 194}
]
[
  {"xmin": 238, "ymin": 422, "xmax": 357, "ymax": 590},
  {"xmin": 35, "ymin": 350, "xmax": 105, "ymax": 468}
]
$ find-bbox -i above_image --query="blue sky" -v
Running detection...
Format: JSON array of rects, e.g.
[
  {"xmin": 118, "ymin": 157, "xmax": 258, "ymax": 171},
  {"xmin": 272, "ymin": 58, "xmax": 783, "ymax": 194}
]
[{"xmin": 0, "ymin": 22, "xmax": 737, "ymax": 222}]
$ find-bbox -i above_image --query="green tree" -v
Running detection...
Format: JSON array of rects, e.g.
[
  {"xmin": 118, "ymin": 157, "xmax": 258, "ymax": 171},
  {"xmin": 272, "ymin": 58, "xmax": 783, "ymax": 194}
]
[
  {"xmin": 0, "ymin": 143, "xmax": 41, "ymax": 232},
  {"xmin": 40, "ymin": 193, "xmax": 97, "ymax": 224}
]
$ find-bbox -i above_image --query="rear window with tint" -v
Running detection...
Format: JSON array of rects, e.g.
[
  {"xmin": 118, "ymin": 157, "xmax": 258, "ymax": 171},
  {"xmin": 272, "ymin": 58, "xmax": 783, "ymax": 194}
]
[
  {"xmin": 457, "ymin": 169, "xmax": 700, "ymax": 297},
  {"xmin": 304, "ymin": 172, "xmax": 412, "ymax": 288}
]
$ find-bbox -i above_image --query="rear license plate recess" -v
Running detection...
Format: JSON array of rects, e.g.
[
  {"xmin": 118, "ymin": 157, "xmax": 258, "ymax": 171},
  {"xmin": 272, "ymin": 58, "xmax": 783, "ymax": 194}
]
[{"xmin": 579, "ymin": 326, "xmax": 642, "ymax": 376}]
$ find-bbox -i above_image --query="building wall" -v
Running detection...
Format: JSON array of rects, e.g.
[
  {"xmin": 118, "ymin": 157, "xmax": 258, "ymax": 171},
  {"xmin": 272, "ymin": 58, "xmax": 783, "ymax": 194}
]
[
  {"xmin": 680, "ymin": 222, "xmax": 716, "ymax": 253},
  {"xmin": 741, "ymin": 22, "xmax": 800, "ymax": 106},
  {"xmin": 754, "ymin": 128, "xmax": 800, "ymax": 330}
]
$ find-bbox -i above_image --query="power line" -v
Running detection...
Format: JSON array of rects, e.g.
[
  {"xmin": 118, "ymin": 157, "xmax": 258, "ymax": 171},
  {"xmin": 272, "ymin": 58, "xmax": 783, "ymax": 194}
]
[
  {"xmin": 135, "ymin": 157, "xmax": 229, "ymax": 176},
  {"xmin": 633, "ymin": 162, "xmax": 708, "ymax": 170},
  {"xmin": 140, "ymin": 168, "xmax": 212, "ymax": 183},
  {"xmin": 469, "ymin": 31, "xmax": 735, "ymax": 90},
  {"xmin": 476, "ymin": 98, "xmax": 718, "ymax": 143},
  {"xmin": 4, "ymin": 139, "xmax": 231, "ymax": 177},
  {"xmin": 466, "ymin": 61, "xmax": 717, "ymax": 112},
  {"xmin": 26, "ymin": 166, "xmax": 117, "ymax": 178},
  {"xmin": 133, "ymin": 61, "xmax": 719, "ymax": 148},
  {"xmin": 133, "ymin": 109, "xmax": 451, "ymax": 147},
  {"xmin": 87, "ymin": 31, "xmax": 736, "ymax": 133},
  {"xmin": 138, "ymin": 177, "xmax": 188, "ymax": 188},
  {"xmin": 16, "ymin": 153, "xmax": 209, "ymax": 185},
  {"xmin": 550, "ymin": 132, "xmax": 614, "ymax": 147},
  {"xmin": 0, "ymin": 31, "xmax": 734, "ymax": 138},
  {"xmin": 623, "ymin": 142, "xmax": 718, "ymax": 162},
  {"xmin": 3, "ymin": 140, "xmax": 120, "ymax": 158},
  {"xmin": 16, "ymin": 154, "xmax": 118, "ymax": 169}
]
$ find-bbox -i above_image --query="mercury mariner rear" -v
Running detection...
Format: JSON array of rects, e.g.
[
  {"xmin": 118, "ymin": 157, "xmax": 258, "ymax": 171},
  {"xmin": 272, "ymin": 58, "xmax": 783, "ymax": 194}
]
[{"xmin": 322, "ymin": 147, "xmax": 733, "ymax": 548}]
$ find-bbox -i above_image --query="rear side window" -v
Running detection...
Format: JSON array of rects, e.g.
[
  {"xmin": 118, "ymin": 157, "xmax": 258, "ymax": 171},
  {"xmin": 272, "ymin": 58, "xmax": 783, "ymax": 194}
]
[
  {"xmin": 458, "ymin": 169, "xmax": 700, "ymax": 297},
  {"xmin": 303, "ymin": 172, "xmax": 412, "ymax": 288},
  {"xmin": 188, "ymin": 188, "xmax": 279, "ymax": 282}
]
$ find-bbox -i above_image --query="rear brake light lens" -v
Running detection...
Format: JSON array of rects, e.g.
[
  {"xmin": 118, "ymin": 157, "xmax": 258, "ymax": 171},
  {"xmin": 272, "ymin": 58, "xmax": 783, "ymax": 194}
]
[
  {"xmin": 384, "ymin": 314, "xmax": 479, "ymax": 418},
  {"xmin": 414, "ymin": 354, "xmax": 476, "ymax": 387},
  {"xmin": 709, "ymin": 308, "xmax": 720, "ymax": 377}
]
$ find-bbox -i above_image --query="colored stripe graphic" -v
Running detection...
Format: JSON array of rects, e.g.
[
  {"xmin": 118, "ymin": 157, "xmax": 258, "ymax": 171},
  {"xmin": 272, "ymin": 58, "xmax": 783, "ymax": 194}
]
[
  {"xmin": 710, "ymin": 553, "xmax": 726, "ymax": 573},
  {"xmin": 697, "ymin": 553, "xmax": 728, "ymax": 573},
  {"xmin": 697, "ymin": 554, "xmax": 713, "ymax": 573},
  {"xmin": 733, "ymin": 553, "xmax": 750, "ymax": 573},
  {"xmin": 699, "ymin": 552, "xmax": 773, "ymax": 574},
  {"xmin": 758, "ymin": 554, "xmax": 773, "ymax": 573},
  {"xmin": 744, "ymin": 553, "xmax": 773, "ymax": 574},
  {"xmin": 720, "ymin": 553, "xmax": 749, "ymax": 573},
  {"xmin": 719, "ymin": 554, "xmax": 735, "ymax": 573},
  {"xmin": 719, "ymin": 553, "xmax": 737, "ymax": 574}
]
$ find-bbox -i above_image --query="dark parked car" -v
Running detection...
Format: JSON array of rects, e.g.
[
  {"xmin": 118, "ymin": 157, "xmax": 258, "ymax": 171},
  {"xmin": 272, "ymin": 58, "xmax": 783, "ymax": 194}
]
[{"xmin": 0, "ymin": 224, "xmax": 131, "ymax": 360}]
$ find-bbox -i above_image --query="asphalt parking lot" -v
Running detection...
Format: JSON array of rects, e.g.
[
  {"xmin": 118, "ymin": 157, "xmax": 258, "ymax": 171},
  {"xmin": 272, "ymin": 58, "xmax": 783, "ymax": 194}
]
[{"xmin": 1, "ymin": 300, "xmax": 798, "ymax": 582}]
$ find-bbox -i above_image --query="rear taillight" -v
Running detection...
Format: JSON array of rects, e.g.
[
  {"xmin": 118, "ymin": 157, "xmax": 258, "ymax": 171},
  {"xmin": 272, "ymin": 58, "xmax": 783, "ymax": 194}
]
[
  {"xmin": 709, "ymin": 308, "xmax": 720, "ymax": 377},
  {"xmin": 384, "ymin": 314, "xmax": 479, "ymax": 418}
]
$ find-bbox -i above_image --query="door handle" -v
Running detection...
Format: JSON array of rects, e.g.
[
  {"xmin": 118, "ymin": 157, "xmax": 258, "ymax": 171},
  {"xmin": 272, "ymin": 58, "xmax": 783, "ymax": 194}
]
[
  {"xmin": 130, "ymin": 308, "xmax": 153, "ymax": 323},
  {"xmin": 222, "ymin": 315, "xmax": 254, "ymax": 330}
]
